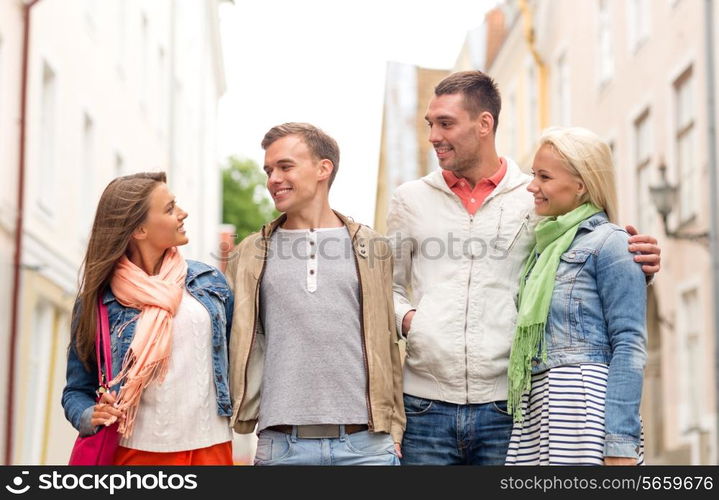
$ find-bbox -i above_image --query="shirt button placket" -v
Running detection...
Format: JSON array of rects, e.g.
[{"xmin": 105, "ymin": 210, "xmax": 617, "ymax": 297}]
[{"xmin": 307, "ymin": 230, "xmax": 318, "ymax": 292}]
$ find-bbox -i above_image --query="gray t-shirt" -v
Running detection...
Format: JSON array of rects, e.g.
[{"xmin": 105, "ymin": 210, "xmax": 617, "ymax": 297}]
[{"xmin": 257, "ymin": 227, "xmax": 368, "ymax": 431}]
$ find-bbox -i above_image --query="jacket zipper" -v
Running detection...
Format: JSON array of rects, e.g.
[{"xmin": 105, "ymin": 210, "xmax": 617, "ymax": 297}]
[
  {"xmin": 452, "ymin": 190, "xmax": 474, "ymax": 404},
  {"xmin": 352, "ymin": 231, "xmax": 375, "ymax": 431},
  {"xmin": 236, "ymin": 230, "xmax": 268, "ymax": 423},
  {"xmin": 506, "ymin": 213, "xmax": 531, "ymax": 254},
  {"xmin": 463, "ymin": 214, "xmax": 474, "ymax": 403}
]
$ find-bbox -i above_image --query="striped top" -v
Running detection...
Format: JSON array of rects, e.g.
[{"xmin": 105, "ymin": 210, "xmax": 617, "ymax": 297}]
[{"xmin": 505, "ymin": 364, "xmax": 644, "ymax": 465}]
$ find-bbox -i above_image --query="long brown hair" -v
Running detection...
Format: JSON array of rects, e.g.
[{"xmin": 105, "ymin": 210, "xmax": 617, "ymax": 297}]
[{"xmin": 73, "ymin": 172, "xmax": 167, "ymax": 368}]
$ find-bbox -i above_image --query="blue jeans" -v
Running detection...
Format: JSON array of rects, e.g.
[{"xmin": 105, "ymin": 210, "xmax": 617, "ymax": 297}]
[
  {"xmin": 254, "ymin": 426, "xmax": 400, "ymax": 466},
  {"xmin": 400, "ymin": 394, "xmax": 513, "ymax": 465}
]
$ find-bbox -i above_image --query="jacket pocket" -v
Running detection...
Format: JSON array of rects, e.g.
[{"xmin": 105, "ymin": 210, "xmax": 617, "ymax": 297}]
[
  {"xmin": 492, "ymin": 211, "xmax": 531, "ymax": 255},
  {"xmin": 405, "ymin": 294, "xmax": 429, "ymax": 361},
  {"xmin": 491, "ymin": 400, "xmax": 512, "ymax": 417},
  {"xmin": 254, "ymin": 431, "xmax": 293, "ymax": 465},
  {"xmin": 402, "ymin": 394, "xmax": 433, "ymax": 415},
  {"xmin": 570, "ymin": 298, "xmax": 586, "ymax": 341},
  {"xmin": 403, "ymin": 284, "xmax": 460, "ymax": 380},
  {"xmin": 504, "ymin": 213, "xmax": 531, "ymax": 254},
  {"xmin": 556, "ymin": 249, "xmax": 592, "ymax": 282}
]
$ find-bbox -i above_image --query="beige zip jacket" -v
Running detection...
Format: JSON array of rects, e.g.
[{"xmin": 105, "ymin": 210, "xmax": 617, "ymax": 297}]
[{"xmin": 224, "ymin": 211, "xmax": 406, "ymax": 443}]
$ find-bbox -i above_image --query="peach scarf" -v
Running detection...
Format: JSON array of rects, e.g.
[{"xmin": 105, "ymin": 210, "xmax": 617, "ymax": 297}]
[{"xmin": 109, "ymin": 247, "xmax": 187, "ymax": 437}]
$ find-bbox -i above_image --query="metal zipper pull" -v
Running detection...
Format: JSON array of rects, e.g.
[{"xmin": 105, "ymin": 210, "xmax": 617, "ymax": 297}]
[
  {"xmin": 507, "ymin": 213, "xmax": 531, "ymax": 254},
  {"xmin": 496, "ymin": 205, "xmax": 504, "ymax": 235}
]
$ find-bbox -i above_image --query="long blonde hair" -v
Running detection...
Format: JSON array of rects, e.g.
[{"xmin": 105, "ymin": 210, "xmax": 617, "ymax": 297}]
[{"xmin": 537, "ymin": 127, "xmax": 618, "ymax": 223}]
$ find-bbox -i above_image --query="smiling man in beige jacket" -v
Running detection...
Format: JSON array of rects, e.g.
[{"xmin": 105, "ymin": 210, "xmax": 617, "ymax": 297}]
[{"xmin": 225, "ymin": 122, "xmax": 405, "ymax": 465}]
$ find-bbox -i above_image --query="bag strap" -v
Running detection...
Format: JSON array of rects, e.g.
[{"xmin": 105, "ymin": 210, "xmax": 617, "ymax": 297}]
[{"xmin": 94, "ymin": 296, "xmax": 113, "ymax": 388}]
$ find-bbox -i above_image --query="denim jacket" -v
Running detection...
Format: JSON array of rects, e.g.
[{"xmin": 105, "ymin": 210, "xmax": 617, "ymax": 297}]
[
  {"xmin": 531, "ymin": 213, "xmax": 647, "ymax": 459},
  {"xmin": 62, "ymin": 260, "xmax": 234, "ymax": 437}
]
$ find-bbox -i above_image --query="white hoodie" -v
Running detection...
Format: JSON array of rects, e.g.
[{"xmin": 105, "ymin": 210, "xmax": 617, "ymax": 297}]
[{"xmin": 387, "ymin": 159, "xmax": 540, "ymax": 404}]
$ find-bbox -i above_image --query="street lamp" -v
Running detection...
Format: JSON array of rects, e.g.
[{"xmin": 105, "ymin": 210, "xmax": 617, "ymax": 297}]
[{"xmin": 649, "ymin": 162, "xmax": 709, "ymax": 246}]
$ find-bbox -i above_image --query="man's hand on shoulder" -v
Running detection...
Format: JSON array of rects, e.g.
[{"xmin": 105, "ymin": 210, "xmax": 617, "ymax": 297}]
[{"xmin": 625, "ymin": 225, "xmax": 661, "ymax": 275}]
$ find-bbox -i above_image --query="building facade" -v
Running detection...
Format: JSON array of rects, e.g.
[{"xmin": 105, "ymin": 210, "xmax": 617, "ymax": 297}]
[
  {"xmin": 0, "ymin": 0, "xmax": 226, "ymax": 464},
  {"xmin": 374, "ymin": 62, "xmax": 448, "ymax": 233}
]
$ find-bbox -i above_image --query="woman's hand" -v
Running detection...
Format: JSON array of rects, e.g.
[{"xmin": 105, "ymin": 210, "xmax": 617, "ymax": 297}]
[
  {"xmin": 604, "ymin": 456, "xmax": 638, "ymax": 466},
  {"xmin": 91, "ymin": 391, "xmax": 124, "ymax": 427}
]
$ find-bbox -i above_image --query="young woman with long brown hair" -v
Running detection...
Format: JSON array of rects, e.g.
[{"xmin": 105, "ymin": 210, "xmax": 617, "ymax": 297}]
[{"xmin": 62, "ymin": 172, "xmax": 234, "ymax": 465}]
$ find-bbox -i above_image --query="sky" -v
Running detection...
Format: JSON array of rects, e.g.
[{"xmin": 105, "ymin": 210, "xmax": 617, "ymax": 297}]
[{"xmin": 217, "ymin": 0, "xmax": 497, "ymax": 225}]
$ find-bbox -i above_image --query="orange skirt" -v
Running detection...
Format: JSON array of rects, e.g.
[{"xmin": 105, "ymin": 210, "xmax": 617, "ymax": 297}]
[{"xmin": 114, "ymin": 441, "xmax": 233, "ymax": 466}]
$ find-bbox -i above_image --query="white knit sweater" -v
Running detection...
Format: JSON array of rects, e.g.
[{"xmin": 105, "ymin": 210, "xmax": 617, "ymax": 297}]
[{"xmin": 120, "ymin": 290, "xmax": 232, "ymax": 452}]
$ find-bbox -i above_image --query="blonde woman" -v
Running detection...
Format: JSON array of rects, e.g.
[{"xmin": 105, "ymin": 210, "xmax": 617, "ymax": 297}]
[
  {"xmin": 62, "ymin": 172, "xmax": 234, "ymax": 465},
  {"xmin": 506, "ymin": 127, "xmax": 646, "ymax": 466}
]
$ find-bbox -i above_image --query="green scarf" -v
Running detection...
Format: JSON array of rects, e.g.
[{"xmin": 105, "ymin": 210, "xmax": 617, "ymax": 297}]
[{"xmin": 507, "ymin": 203, "xmax": 602, "ymax": 422}]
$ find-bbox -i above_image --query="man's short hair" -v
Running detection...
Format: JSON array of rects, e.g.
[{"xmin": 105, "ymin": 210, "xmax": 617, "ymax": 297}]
[
  {"xmin": 261, "ymin": 122, "xmax": 340, "ymax": 186},
  {"xmin": 435, "ymin": 71, "xmax": 501, "ymax": 133}
]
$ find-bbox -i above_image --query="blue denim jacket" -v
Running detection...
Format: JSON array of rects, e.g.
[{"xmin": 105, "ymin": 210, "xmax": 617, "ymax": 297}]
[
  {"xmin": 531, "ymin": 213, "xmax": 647, "ymax": 459},
  {"xmin": 62, "ymin": 260, "xmax": 234, "ymax": 437}
]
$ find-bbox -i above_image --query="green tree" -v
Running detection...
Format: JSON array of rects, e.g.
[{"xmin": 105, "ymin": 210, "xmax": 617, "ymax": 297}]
[{"xmin": 222, "ymin": 156, "xmax": 278, "ymax": 242}]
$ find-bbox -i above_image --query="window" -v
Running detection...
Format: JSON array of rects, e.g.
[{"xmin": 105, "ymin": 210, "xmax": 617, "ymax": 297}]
[
  {"xmin": 114, "ymin": 152, "xmax": 125, "ymax": 179},
  {"xmin": 174, "ymin": 79, "xmax": 186, "ymax": 173},
  {"xmin": 0, "ymin": 35, "xmax": 4, "ymax": 142},
  {"xmin": 157, "ymin": 46, "xmax": 166, "ymax": 136},
  {"xmin": 140, "ymin": 13, "xmax": 148, "ymax": 110},
  {"xmin": 80, "ymin": 113, "xmax": 95, "ymax": 236},
  {"xmin": 526, "ymin": 62, "xmax": 538, "ymax": 148},
  {"xmin": 634, "ymin": 110, "xmax": 653, "ymax": 233},
  {"xmin": 627, "ymin": 0, "xmax": 650, "ymax": 52},
  {"xmin": 85, "ymin": 0, "xmax": 97, "ymax": 34},
  {"xmin": 598, "ymin": 0, "xmax": 614, "ymax": 84},
  {"xmin": 678, "ymin": 288, "xmax": 702, "ymax": 433},
  {"xmin": 22, "ymin": 300, "xmax": 55, "ymax": 463},
  {"xmin": 554, "ymin": 52, "xmax": 571, "ymax": 125},
  {"xmin": 116, "ymin": 0, "xmax": 126, "ymax": 76},
  {"xmin": 38, "ymin": 61, "xmax": 57, "ymax": 214},
  {"xmin": 675, "ymin": 68, "xmax": 696, "ymax": 221},
  {"xmin": 0, "ymin": 36, "xmax": 3, "ymax": 134}
]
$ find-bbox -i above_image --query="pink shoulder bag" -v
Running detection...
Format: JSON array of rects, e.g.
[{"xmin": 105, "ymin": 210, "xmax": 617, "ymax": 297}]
[{"xmin": 68, "ymin": 297, "xmax": 120, "ymax": 465}]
